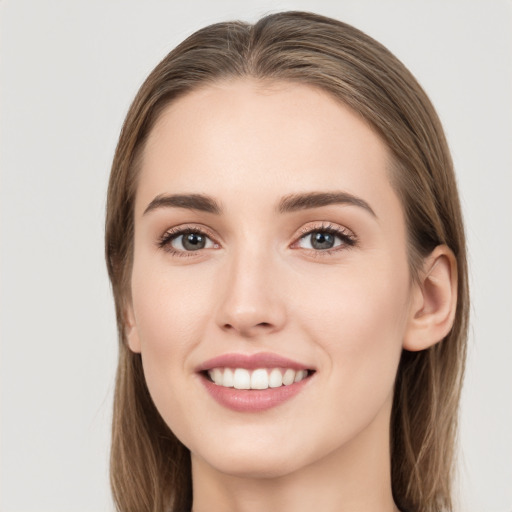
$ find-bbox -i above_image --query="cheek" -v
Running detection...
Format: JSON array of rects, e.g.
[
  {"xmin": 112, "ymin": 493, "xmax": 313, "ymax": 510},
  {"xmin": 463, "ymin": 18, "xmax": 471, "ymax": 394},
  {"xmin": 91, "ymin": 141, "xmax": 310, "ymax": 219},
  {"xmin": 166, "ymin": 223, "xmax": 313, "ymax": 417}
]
[
  {"xmin": 285, "ymin": 261, "xmax": 410, "ymax": 450},
  {"xmin": 131, "ymin": 258, "xmax": 214, "ymax": 350},
  {"xmin": 296, "ymin": 254, "xmax": 410, "ymax": 334},
  {"xmin": 129, "ymin": 257, "xmax": 225, "ymax": 418},
  {"xmin": 294, "ymin": 257, "xmax": 410, "ymax": 391},
  {"xmin": 129, "ymin": 262, "xmax": 212, "ymax": 428}
]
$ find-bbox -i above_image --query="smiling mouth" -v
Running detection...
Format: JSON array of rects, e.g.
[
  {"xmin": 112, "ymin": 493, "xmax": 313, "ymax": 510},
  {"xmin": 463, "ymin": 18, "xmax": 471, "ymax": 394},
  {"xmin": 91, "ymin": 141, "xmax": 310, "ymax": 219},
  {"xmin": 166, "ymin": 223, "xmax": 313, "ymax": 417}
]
[{"xmin": 204, "ymin": 367, "xmax": 314, "ymax": 390}]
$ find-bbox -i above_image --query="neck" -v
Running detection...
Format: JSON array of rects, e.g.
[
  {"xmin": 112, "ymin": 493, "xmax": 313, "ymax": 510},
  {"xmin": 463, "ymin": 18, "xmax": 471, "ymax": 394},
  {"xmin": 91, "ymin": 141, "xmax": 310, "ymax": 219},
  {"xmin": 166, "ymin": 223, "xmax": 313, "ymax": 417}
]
[{"xmin": 191, "ymin": 396, "xmax": 399, "ymax": 512}]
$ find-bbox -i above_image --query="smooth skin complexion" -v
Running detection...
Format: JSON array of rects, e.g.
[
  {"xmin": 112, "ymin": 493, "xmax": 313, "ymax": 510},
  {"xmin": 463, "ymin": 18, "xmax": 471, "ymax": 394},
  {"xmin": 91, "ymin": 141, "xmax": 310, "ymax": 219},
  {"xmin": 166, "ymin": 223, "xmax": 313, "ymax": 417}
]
[{"xmin": 125, "ymin": 80, "xmax": 457, "ymax": 512}]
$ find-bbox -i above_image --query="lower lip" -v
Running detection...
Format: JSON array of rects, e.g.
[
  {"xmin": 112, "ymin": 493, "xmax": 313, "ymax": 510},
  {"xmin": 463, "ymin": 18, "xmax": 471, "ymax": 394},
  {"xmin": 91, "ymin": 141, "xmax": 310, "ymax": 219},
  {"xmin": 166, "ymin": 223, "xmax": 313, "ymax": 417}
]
[{"xmin": 200, "ymin": 374, "xmax": 312, "ymax": 412}]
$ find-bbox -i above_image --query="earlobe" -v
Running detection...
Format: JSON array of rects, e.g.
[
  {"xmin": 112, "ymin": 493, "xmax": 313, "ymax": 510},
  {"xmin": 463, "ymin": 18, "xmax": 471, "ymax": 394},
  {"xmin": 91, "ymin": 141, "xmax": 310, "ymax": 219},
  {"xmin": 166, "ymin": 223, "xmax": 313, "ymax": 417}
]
[
  {"xmin": 124, "ymin": 303, "xmax": 142, "ymax": 353},
  {"xmin": 403, "ymin": 245, "xmax": 458, "ymax": 352}
]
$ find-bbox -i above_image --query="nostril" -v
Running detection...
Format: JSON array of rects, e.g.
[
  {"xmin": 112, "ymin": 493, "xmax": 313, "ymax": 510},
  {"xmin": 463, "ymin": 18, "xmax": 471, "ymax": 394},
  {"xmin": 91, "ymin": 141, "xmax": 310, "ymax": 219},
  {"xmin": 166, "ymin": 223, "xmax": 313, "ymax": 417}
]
[
  {"xmin": 221, "ymin": 320, "xmax": 279, "ymax": 336},
  {"xmin": 224, "ymin": 322, "xmax": 271, "ymax": 329}
]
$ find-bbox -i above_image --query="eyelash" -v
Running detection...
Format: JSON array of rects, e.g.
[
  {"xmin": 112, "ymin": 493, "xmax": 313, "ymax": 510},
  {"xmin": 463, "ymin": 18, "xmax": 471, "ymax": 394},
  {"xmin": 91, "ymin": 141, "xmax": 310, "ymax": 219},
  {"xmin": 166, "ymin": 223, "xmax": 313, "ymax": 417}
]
[
  {"xmin": 157, "ymin": 222, "xmax": 357, "ymax": 258},
  {"xmin": 157, "ymin": 225, "xmax": 216, "ymax": 258},
  {"xmin": 295, "ymin": 223, "xmax": 357, "ymax": 256}
]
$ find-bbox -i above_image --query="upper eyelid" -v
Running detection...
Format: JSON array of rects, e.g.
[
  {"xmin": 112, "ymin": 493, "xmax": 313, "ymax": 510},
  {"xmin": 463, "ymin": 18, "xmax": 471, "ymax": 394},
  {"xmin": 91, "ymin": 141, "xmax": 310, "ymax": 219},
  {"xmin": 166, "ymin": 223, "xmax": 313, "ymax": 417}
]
[
  {"xmin": 161, "ymin": 224, "xmax": 219, "ymax": 240},
  {"xmin": 160, "ymin": 222, "xmax": 352, "ymax": 238},
  {"xmin": 297, "ymin": 222, "xmax": 354, "ymax": 237},
  {"xmin": 293, "ymin": 222, "xmax": 357, "ymax": 249}
]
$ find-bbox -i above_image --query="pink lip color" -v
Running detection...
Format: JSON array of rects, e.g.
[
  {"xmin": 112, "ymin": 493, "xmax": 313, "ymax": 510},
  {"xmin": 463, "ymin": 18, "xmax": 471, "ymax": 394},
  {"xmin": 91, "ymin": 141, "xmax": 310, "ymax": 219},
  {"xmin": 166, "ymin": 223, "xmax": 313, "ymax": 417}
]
[
  {"xmin": 200, "ymin": 377, "xmax": 311, "ymax": 412},
  {"xmin": 196, "ymin": 352, "xmax": 311, "ymax": 372},
  {"xmin": 196, "ymin": 352, "xmax": 313, "ymax": 412}
]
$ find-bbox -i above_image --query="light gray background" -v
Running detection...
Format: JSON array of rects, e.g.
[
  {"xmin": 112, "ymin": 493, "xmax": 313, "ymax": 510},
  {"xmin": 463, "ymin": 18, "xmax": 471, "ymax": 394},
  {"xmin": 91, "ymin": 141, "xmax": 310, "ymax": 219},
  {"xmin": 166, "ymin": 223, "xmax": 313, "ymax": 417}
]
[{"xmin": 1, "ymin": 1, "xmax": 511, "ymax": 511}]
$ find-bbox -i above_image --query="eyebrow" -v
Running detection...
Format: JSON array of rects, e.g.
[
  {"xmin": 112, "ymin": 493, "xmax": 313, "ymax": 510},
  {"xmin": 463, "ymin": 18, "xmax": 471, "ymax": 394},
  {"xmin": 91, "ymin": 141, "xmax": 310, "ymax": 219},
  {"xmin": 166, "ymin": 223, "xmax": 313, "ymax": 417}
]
[
  {"xmin": 144, "ymin": 193, "xmax": 222, "ymax": 215},
  {"xmin": 143, "ymin": 191, "xmax": 376, "ymax": 217},
  {"xmin": 278, "ymin": 191, "xmax": 376, "ymax": 217}
]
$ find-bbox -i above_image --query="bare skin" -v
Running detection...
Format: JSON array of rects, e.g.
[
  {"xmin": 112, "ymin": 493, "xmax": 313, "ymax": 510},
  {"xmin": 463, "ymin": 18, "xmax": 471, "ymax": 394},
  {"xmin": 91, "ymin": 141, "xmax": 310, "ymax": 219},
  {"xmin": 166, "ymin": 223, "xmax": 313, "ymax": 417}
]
[{"xmin": 125, "ymin": 79, "xmax": 457, "ymax": 512}]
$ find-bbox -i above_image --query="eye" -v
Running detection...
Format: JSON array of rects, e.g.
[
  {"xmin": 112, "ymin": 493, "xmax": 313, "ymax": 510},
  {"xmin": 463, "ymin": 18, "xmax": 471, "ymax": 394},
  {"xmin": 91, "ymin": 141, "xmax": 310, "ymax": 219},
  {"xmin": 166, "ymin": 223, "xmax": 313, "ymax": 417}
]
[
  {"xmin": 158, "ymin": 226, "xmax": 217, "ymax": 256},
  {"xmin": 172, "ymin": 232, "xmax": 214, "ymax": 251},
  {"xmin": 295, "ymin": 224, "xmax": 356, "ymax": 253}
]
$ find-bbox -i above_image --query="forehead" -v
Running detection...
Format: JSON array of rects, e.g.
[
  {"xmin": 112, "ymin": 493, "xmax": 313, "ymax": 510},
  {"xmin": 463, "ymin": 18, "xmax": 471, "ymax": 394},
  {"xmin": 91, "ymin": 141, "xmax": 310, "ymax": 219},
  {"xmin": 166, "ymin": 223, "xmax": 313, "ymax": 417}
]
[{"xmin": 136, "ymin": 79, "xmax": 398, "ymax": 219}]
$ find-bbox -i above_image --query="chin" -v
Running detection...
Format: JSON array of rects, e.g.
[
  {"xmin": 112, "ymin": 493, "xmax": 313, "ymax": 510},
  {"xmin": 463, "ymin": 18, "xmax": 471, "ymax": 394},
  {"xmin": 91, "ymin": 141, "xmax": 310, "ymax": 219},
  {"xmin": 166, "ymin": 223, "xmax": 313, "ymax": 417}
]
[
  {"xmin": 188, "ymin": 431, "xmax": 308, "ymax": 479},
  {"xmin": 203, "ymin": 451, "xmax": 301, "ymax": 480}
]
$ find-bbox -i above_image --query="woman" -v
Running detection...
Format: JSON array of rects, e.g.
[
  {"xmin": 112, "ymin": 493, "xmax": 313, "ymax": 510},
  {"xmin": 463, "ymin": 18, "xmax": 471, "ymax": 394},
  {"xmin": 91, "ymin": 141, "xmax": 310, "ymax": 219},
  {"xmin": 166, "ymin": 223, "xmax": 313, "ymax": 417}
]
[{"xmin": 105, "ymin": 11, "xmax": 468, "ymax": 512}]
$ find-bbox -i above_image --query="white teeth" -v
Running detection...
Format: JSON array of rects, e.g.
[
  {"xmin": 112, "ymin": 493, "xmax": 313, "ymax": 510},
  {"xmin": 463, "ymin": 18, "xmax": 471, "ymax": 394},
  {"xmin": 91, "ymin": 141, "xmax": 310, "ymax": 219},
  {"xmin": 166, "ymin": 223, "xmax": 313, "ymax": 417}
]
[
  {"xmin": 294, "ymin": 370, "xmax": 307, "ymax": 383},
  {"xmin": 269, "ymin": 368, "xmax": 283, "ymax": 388},
  {"xmin": 233, "ymin": 368, "xmax": 251, "ymax": 389},
  {"xmin": 207, "ymin": 367, "xmax": 309, "ymax": 389},
  {"xmin": 282, "ymin": 368, "xmax": 295, "ymax": 386},
  {"xmin": 211, "ymin": 368, "xmax": 223, "ymax": 386},
  {"xmin": 251, "ymin": 369, "xmax": 268, "ymax": 389},
  {"xmin": 223, "ymin": 367, "xmax": 234, "ymax": 387}
]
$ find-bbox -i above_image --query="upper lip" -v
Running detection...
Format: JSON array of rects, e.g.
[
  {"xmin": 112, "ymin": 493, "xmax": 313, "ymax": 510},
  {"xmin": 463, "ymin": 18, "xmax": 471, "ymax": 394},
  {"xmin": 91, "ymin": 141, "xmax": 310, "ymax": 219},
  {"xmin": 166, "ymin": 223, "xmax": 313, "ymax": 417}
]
[{"xmin": 196, "ymin": 352, "xmax": 313, "ymax": 372}]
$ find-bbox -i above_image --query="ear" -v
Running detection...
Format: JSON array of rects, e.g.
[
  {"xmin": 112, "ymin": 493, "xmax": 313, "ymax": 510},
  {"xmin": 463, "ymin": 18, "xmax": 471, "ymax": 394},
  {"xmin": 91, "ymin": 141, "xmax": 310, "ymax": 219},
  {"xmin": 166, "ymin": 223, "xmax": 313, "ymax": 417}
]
[
  {"xmin": 124, "ymin": 302, "xmax": 142, "ymax": 353},
  {"xmin": 403, "ymin": 245, "xmax": 458, "ymax": 351}
]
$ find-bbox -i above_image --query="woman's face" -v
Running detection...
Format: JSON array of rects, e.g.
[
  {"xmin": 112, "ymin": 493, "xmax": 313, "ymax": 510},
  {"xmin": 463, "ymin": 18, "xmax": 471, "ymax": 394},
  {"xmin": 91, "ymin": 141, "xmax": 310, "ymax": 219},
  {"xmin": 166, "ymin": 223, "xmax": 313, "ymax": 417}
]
[{"xmin": 127, "ymin": 80, "xmax": 416, "ymax": 478}]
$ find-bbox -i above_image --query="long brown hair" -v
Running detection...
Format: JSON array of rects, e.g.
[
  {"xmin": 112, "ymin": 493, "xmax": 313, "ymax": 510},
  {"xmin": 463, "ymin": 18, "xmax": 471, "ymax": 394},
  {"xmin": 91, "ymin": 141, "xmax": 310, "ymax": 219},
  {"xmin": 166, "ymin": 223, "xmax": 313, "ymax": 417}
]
[{"xmin": 105, "ymin": 11, "xmax": 468, "ymax": 512}]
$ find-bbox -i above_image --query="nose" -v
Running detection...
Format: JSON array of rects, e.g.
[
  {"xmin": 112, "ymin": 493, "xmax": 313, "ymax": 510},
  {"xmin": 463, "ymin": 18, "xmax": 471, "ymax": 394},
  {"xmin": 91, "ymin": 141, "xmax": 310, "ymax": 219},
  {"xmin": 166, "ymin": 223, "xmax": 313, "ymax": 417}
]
[{"xmin": 215, "ymin": 245, "xmax": 287, "ymax": 339}]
